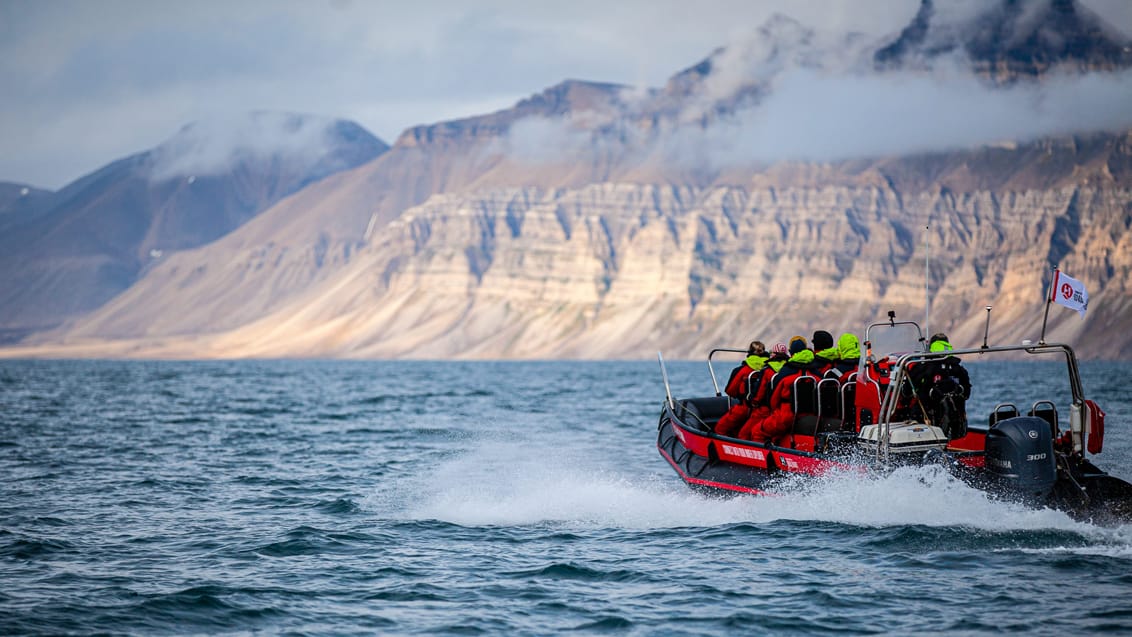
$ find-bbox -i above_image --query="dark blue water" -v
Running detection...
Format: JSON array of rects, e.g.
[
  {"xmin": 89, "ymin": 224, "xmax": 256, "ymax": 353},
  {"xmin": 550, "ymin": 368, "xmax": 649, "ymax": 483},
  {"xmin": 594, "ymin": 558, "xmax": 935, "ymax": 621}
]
[{"xmin": 3, "ymin": 359, "xmax": 1131, "ymax": 635}]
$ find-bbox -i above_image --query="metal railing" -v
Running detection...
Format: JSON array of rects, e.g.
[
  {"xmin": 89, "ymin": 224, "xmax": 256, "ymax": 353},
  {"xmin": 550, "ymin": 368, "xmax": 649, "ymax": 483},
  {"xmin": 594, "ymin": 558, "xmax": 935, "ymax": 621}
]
[{"xmin": 871, "ymin": 342, "xmax": 1082, "ymax": 463}]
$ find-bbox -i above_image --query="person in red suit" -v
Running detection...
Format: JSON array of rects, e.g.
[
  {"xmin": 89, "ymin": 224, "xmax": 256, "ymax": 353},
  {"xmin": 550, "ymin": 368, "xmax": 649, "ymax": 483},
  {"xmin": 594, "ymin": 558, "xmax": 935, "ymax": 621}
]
[
  {"xmin": 810, "ymin": 330, "xmax": 837, "ymax": 376},
  {"xmin": 739, "ymin": 336, "xmax": 816, "ymax": 443},
  {"xmin": 714, "ymin": 341, "xmax": 771, "ymax": 437}
]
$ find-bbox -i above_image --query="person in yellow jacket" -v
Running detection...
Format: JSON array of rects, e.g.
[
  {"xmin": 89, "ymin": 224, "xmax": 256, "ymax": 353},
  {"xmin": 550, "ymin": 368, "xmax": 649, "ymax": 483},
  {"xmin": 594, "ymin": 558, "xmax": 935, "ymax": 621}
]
[{"xmin": 825, "ymin": 332, "xmax": 860, "ymax": 381}]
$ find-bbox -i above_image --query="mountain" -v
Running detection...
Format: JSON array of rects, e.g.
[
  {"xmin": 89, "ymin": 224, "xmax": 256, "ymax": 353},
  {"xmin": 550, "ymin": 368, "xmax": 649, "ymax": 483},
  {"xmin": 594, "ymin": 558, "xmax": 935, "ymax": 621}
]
[
  {"xmin": 7, "ymin": 81, "xmax": 652, "ymax": 345},
  {"xmin": 3, "ymin": 0, "xmax": 1132, "ymax": 359},
  {"xmin": 0, "ymin": 113, "xmax": 388, "ymax": 340},
  {"xmin": 0, "ymin": 182, "xmax": 53, "ymax": 230},
  {"xmin": 33, "ymin": 130, "xmax": 1132, "ymax": 360},
  {"xmin": 875, "ymin": 0, "xmax": 1132, "ymax": 81}
]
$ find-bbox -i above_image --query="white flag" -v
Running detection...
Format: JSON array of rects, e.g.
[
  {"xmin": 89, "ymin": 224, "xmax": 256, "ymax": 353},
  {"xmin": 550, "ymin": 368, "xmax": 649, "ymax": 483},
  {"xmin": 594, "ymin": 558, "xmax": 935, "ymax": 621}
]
[{"xmin": 1051, "ymin": 271, "xmax": 1088, "ymax": 318}]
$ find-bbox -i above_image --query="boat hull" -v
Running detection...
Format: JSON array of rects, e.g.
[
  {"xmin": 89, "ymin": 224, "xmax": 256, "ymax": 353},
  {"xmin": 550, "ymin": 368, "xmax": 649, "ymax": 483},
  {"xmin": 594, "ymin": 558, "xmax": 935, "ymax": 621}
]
[
  {"xmin": 656, "ymin": 399, "xmax": 860, "ymax": 497},
  {"xmin": 658, "ymin": 397, "xmax": 1132, "ymax": 523}
]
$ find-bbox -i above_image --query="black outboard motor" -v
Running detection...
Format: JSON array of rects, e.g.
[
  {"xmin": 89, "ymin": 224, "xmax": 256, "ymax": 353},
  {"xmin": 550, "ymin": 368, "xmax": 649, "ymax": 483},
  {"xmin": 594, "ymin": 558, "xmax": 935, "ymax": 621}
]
[{"xmin": 984, "ymin": 417, "xmax": 1057, "ymax": 501}]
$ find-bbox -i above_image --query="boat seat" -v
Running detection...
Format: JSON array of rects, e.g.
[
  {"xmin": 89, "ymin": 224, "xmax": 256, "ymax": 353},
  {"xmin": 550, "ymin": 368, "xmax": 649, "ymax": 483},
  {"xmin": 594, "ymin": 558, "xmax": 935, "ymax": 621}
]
[
  {"xmin": 1029, "ymin": 400, "xmax": 1059, "ymax": 436},
  {"xmin": 841, "ymin": 381, "xmax": 858, "ymax": 432},
  {"xmin": 790, "ymin": 375, "xmax": 820, "ymax": 438},
  {"xmin": 855, "ymin": 377, "xmax": 883, "ymax": 429},
  {"xmin": 743, "ymin": 369, "xmax": 764, "ymax": 404},
  {"xmin": 678, "ymin": 396, "xmax": 732, "ymax": 432},
  {"xmin": 989, "ymin": 403, "xmax": 1019, "ymax": 427},
  {"xmin": 816, "ymin": 378, "xmax": 842, "ymax": 433}
]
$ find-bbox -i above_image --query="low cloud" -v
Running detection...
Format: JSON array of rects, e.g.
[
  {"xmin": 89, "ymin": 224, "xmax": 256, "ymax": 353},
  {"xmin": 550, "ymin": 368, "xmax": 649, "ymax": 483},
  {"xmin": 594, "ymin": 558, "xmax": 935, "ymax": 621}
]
[
  {"xmin": 147, "ymin": 112, "xmax": 344, "ymax": 181},
  {"xmin": 496, "ymin": 55, "xmax": 1132, "ymax": 172},
  {"xmin": 502, "ymin": 116, "xmax": 596, "ymax": 163},
  {"xmin": 677, "ymin": 67, "xmax": 1132, "ymax": 167},
  {"xmin": 2, "ymin": 1, "xmax": 1128, "ymax": 189},
  {"xmin": 493, "ymin": 0, "xmax": 1132, "ymax": 172}
]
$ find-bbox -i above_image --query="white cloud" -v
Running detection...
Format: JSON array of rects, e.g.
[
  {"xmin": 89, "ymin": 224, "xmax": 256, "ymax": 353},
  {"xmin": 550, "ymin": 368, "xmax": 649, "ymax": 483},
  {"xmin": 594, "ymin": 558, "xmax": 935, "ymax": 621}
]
[
  {"xmin": 493, "ymin": 63, "xmax": 1132, "ymax": 171},
  {"xmin": 147, "ymin": 112, "xmax": 346, "ymax": 181},
  {"xmin": 0, "ymin": 0, "xmax": 1129, "ymax": 188},
  {"xmin": 501, "ymin": 116, "xmax": 596, "ymax": 164},
  {"xmin": 687, "ymin": 67, "xmax": 1132, "ymax": 166}
]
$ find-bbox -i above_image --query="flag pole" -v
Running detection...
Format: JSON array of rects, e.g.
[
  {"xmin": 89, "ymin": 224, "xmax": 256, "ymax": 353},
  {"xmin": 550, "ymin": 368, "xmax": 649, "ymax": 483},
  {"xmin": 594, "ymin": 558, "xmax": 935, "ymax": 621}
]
[{"xmin": 1038, "ymin": 266, "xmax": 1058, "ymax": 345}]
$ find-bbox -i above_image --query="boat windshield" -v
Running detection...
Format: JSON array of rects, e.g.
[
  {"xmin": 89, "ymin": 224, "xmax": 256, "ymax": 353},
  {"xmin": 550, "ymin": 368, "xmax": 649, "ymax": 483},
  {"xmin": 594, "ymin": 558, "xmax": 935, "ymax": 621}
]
[{"xmin": 866, "ymin": 322, "xmax": 924, "ymax": 358}]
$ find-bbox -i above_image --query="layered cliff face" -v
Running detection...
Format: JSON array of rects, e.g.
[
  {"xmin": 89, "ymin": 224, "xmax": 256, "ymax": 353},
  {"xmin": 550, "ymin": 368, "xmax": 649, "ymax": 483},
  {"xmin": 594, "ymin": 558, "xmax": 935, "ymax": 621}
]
[
  {"xmin": 272, "ymin": 180, "xmax": 1130, "ymax": 360},
  {"xmin": 42, "ymin": 133, "xmax": 1131, "ymax": 360}
]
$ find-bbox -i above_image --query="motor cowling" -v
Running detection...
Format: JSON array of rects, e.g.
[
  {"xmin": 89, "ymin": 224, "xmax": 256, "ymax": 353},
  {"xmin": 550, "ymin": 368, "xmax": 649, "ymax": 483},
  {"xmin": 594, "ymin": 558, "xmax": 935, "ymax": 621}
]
[{"xmin": 984, "ymin": 416, "xmax": 1057, "ymax": 500}]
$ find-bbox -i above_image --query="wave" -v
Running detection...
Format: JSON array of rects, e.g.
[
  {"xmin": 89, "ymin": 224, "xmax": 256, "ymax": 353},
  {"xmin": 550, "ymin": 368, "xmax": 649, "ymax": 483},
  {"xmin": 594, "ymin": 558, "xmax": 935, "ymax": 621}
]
[{"xmin": 366, "ymin": 437, "xmax": 1131, "ymax": 546}]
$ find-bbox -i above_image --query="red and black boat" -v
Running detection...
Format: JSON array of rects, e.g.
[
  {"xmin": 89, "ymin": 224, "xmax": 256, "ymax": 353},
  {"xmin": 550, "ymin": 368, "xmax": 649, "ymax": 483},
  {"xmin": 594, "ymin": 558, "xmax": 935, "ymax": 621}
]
[{"xmin": 656, "ymin": 315, "xmax": 1132, "ymax": 523}]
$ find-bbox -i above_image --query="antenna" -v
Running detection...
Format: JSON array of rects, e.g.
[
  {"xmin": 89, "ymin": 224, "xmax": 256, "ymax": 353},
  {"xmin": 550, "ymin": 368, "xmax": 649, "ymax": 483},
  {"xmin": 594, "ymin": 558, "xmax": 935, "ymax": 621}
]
[
  {"xmin": 924, "ymin": 223, "xmax": 930, "ymax": 341},
  {"xmin": 981, "ymin": 306, "xmax": 993, "ymax": 349},
  {"xmin": 657, "ymin": 352, "xmax": 675, "ymax": 411}
]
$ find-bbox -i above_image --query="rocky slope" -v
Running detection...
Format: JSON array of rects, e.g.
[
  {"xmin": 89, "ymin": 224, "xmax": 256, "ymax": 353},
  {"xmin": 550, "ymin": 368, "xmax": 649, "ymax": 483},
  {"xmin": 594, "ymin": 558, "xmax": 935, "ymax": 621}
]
[
  {"xmin": 0, "ymin": 182, "xmax": 53, "ymax": 236},
  {"xmin": 0, "ymin": 113, "xmax": 387, "ymax": 339},
  {"xmin": 875, "ymin": 0, "xmax": 1132, "ymax": 81},
  {"xmin": 27, "ymin": 131, "xmax": 1132, "ymax": 360}
]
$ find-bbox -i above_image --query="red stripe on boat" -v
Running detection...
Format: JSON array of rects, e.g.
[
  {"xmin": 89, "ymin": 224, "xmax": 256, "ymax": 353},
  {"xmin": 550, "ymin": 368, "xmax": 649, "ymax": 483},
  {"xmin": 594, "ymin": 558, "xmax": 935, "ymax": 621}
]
[{"xmin": 657, "ymin": 444, "xmax": 773, "ymax": 496}]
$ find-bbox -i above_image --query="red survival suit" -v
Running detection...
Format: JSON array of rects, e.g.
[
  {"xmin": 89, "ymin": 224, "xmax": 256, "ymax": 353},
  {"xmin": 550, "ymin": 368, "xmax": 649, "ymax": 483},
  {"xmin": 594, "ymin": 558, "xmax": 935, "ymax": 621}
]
[
  {"xmin": 811, "ymin": 345, "xmax": 837, "ymax": 378},
  {"xmin": 739, "ymin": 349, "xmax": 816, "ymax": 443},
  {"xmin": 721, "ymin": 353, "xmax": 787, "ymax": 438},
  {"xmin": 714, "ymin": 353, "xmax": 771, "ymax": 437}
]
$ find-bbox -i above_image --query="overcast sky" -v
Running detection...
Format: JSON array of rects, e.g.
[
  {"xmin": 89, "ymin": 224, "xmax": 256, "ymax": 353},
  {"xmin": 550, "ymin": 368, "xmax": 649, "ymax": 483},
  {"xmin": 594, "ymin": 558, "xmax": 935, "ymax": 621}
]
[{"xmin": 2, "ymin": 0, "xmax": 1131, "ymax": 190}]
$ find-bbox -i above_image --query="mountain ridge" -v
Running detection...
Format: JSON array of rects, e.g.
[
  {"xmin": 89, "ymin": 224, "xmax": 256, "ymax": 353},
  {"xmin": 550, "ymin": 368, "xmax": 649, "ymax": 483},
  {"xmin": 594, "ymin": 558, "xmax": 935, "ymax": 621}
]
[
  {"xmin": 14, "ymin": 129, "xmax": 1132, "ymax": 360},
  {"xmin": 3, "ymin": 0, "xmax": 1131, "ymax": 359},
  {"xmin": 876, "ymin": 0, "xmax": 1132, "ymax": 80},
  {"xmin": 0, "ymin": 113, "xmax": 388, "ymax": 339}
]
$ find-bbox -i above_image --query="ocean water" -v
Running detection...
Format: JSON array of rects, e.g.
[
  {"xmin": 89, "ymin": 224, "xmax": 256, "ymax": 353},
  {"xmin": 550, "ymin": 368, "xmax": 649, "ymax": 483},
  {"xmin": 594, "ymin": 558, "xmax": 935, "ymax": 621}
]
[{"xmin": 2, "ymin": 358, "xmax": 1131, "ymax": 635}]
